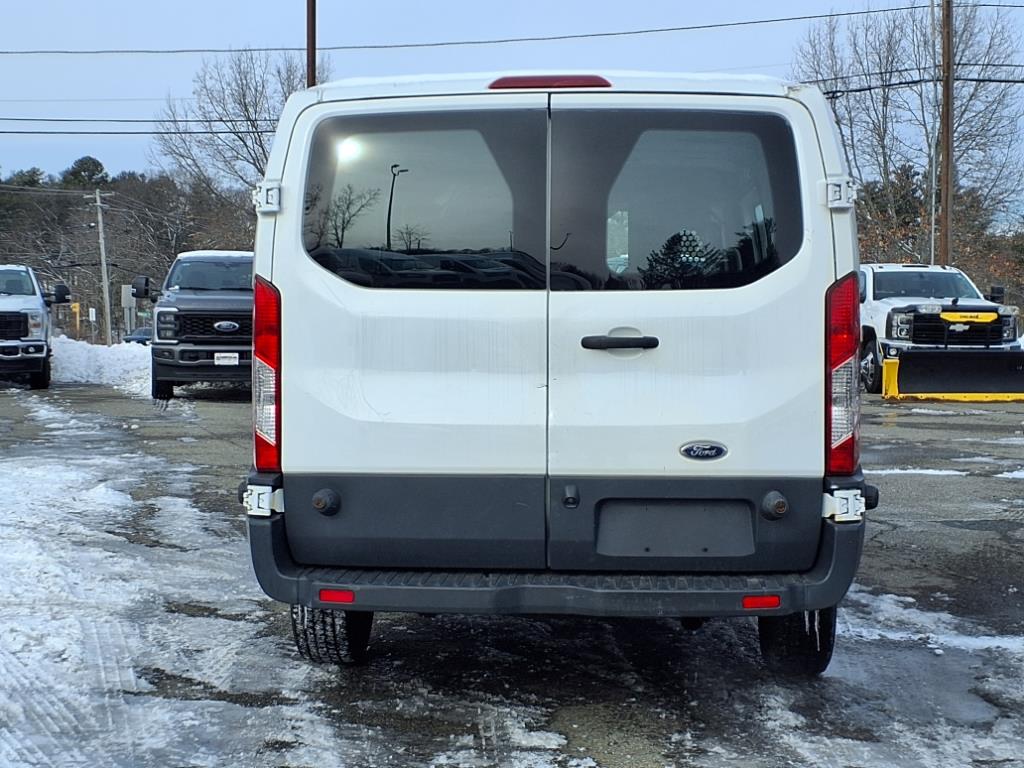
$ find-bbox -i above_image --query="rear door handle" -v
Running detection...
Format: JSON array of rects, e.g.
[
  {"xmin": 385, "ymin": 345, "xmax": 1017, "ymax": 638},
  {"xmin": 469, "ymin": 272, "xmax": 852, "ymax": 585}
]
[{"xmin": 581, "ymin": 335, "xmax": 659, "ymax": 350}]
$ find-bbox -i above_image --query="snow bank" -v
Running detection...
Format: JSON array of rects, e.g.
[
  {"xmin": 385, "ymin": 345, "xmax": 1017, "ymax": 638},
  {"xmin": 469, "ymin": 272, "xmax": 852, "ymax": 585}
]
[{"xmin": 51, "ymin": 335, "xmax": 150, "ymax": 397}]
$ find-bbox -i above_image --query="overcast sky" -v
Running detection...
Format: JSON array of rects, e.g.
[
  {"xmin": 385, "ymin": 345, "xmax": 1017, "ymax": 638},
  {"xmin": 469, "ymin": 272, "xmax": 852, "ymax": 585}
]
[{"xmin": 1, "ymin": 0, "xmax": 921, "ymax": 179}]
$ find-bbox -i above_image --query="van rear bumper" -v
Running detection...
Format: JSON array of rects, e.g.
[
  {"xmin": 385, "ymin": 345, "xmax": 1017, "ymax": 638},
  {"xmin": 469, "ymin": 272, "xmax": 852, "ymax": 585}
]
[{"xmin": 247, "ymin": 514, "xmax": 864, "ymax": 617}]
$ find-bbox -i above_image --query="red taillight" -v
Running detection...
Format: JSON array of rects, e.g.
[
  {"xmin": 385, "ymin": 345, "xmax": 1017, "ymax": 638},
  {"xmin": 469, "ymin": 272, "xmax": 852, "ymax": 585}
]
[
  {"xmin": 742, "ymin": 595, "xmax": 781, "ymax": 610},
  {"xmin": 319, "ymin": 589, "xmax": 355, "ymax": 604},
  {"xmin": 825, "ymin": 272, "xmax": 860, "ymax": 476},
  {"xmin": 253, "ymin": 275, "xmax": 281, "ymax": 472},
  {"xmin": 489, "ymin": 74, "xmax": 611, "ymax": 89}
]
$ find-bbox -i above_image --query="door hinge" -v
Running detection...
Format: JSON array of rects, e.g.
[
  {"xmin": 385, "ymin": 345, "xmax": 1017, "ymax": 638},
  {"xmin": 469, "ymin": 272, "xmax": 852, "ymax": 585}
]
[
  {"xmin": 243, "ymin": 484, "xmax": 284, "ymax": 517},
  {"xmin": 822, "ymin": 489, "xmax": 865, "ymax": 523},
  {"xmin": 820, "ymin": 177, "xmax": 857, "ymax": 210},
  {"xmin": 252, "ymin": 181, "xmax": 281, "ymax": 214}
]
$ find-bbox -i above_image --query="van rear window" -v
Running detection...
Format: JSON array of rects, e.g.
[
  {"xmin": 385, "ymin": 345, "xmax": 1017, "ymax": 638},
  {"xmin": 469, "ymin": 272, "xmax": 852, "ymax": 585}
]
[
  {"xmin": 302, "ymin": 111, "xmax": 547, "ymax": 290},
  {"xmin": 550, "ymin": 110, "xmax": 803, "ymax": 291}
]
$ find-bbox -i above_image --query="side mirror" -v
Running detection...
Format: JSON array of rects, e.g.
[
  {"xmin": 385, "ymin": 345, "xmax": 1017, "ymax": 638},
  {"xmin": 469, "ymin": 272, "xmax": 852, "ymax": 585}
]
[
  {"xmin": 859, "ymin": 285, "xmax": 867, "ymax": 303},
  {"xmin": 53, "ymin": 283, "xmax": 70, "ymax": 304},
  {"xmin": 131, "ymin": 275, "xmax": 151, "ymax": 300},
  {"xmin": 985, "ymin": 285, "xmax": 1006, "ymax": 303}
]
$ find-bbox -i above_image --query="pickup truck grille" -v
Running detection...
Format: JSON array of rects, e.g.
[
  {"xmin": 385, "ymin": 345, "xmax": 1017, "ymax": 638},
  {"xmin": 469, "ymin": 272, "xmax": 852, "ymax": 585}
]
[
  {"xmin": 911, "ymin": 316, "xmax": 1004, "ymax": 346},
  {"xmin": 175, "ymin": 313, "xmax": 252, "ymax": 345},
  {"xmin": 0, "ymin": 312, "xmax": 27, "ymax": 340}
]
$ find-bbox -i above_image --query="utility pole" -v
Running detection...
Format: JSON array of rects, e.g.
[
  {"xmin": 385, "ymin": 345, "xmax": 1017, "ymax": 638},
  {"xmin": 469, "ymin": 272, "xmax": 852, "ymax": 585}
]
[
  {"xmin": 86, "ymin": 189, "xmax": 114, "ymax": 345},
  {"xmin": 306, "ymin": 0, "xmax": 316, "ymax": 88},
  {"xmin": 938, "ymin": 0, "xmax": 954, "ymax": 266}
]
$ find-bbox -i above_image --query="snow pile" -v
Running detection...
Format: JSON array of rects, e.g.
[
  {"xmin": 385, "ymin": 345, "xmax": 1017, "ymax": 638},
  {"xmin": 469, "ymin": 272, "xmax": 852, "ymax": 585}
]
[{"xmin": 51, "ymin": 335, "xmax": 150, "ymax": 397}]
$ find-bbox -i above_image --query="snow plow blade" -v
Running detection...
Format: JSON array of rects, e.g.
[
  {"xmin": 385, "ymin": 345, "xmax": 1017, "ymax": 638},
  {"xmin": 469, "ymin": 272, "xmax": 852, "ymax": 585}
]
[{"xmin": 881, "ymin": 350, "xmax": 1024, "ymax": 401}]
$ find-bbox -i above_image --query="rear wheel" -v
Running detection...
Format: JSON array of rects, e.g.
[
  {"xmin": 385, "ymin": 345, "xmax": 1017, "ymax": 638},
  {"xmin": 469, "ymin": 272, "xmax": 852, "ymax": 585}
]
[
  {"xmin": 290, "ymin": 606, "xmax": 373, "ymax": 665},
  {"xmin": 860, "ymin": 340, "xmax": 882, "ymax": 394},
  {"xmin": 28, "ymin": 358, "xmax": 51, "ymax": 390},
  {"xmin": 757, "ymin": 605, "xmax": 837, "ymax": 676}
]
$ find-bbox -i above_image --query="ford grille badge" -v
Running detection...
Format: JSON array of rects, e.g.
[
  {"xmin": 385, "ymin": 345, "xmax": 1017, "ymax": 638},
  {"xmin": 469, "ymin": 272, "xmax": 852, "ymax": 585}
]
[
  {"xmin": 680, "ymin": 441, "xmax": 728, "ymax": 460},
  {"xmin": 214, "ymin": 320, "xmax": 240, "ymax": 333}
]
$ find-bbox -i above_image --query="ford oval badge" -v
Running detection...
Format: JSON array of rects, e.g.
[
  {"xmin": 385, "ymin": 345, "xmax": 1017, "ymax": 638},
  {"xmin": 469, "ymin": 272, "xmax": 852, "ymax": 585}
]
[
  {"xmin": 680, "ymin": 441, "xmax": 728, "ymax": 460},
  {"xmin": 214, "ymin": 320, "xmax": 240, "ymax": 333}
]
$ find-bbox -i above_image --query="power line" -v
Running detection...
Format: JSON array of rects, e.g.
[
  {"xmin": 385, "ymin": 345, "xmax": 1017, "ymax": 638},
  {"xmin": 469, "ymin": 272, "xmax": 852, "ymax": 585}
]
[
  {"xmin": 0, "ymin": 116, "xmax": 276, "ymax": 124},
  {"xmin": 0, "ymin": 129, "xmax": 273, "ymax": 135},
  {"xmin": 1, "ymin": 5, "xmax": 1020, "ymax": 56}
]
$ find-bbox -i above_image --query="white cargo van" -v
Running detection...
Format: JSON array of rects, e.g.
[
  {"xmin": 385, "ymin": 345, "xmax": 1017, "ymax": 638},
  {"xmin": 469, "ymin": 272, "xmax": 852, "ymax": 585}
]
[{"xmin": 243, "ymin": 72, "xmax": 878, "ymax": 675}]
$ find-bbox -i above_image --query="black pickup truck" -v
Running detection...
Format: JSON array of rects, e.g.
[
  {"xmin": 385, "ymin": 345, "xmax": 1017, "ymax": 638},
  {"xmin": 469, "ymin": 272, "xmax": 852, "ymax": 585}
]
[{"xmin": 133, "ymin": 251, "xmax": 253, "ymax": 399}]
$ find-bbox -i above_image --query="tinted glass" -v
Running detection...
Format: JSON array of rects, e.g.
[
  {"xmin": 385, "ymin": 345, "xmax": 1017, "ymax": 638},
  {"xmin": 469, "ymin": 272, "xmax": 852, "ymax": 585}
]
[
  {"xmin": 303, "ymin": 111, "xmax": 546, "ymax": 290},
  {"xmin": 872, "ymin": 270, "xmax": 981, "ymax": 301},
  {"xmin": 550, "ymin": 110, "xmax": 803, "ymax": 291},
  {"xmin": 166, "ymin": 260, "xmax": 253, "ymax": 291},
  {"xmin": 0, "ymin": 269, "xmax": 35, "ymax": 296}
]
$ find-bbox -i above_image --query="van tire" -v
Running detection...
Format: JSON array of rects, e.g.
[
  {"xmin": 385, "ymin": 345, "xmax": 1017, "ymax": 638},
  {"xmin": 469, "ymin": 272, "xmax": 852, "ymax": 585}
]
[
  {"xmin": 757, "ymin": 605, "xmax": 837, "ymax": 676},
  {"xmin": 290, "ymin": 605, "xmax": 373, "ymax": 665},
  {"xmin": 29, "ymin": 358, "xmax": 51, "ymax": 390},
  {"xmin": 861, "ymin": 340, "xmax": 882, "ymax": 394}
]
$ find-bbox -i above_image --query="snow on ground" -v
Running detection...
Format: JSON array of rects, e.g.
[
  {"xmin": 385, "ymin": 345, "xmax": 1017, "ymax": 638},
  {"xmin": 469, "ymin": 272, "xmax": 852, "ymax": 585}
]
[
  {"xmin": 996, "ymin": 469, "xmax": 1024, "ymax": 479},
  {"xmin": 0, "ymin": 394, "xmax": 363, "ymax": 767},
  {"xmin": 864, "ymin": 468, "xmax": 969, "ymax": 476},
  {"xmin": 51, "ymin": 335, "xmax": 150, "ymax": 397}
]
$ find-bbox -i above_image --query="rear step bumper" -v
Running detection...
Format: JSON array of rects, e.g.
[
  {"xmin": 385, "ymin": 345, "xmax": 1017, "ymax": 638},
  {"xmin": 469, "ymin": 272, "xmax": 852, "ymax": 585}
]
[{"xmin": 247, "ymin": 514, "xmax": 864, "ymax": 617}]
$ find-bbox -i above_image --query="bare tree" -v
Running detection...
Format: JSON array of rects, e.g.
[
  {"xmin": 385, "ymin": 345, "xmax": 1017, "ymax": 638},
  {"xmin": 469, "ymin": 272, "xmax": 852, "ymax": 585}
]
[
  {"xmin": 303, "ymin": 184, "xmax": 382, "ymax": 250},
  {"xmin": 794, "ymin": 4, "xmax": 1023, "ymax": 261},
  {"xmin": 154, "ymin": 50, "xmax": 330, "ymax": 197},
  {"xmin": 394, "ymin": 224, "xmax": 430, "ymax": 251}
]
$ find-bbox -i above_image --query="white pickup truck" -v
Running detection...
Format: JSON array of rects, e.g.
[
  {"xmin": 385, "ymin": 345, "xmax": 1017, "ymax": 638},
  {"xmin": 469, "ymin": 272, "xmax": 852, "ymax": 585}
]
[
  {"xmin": 0, "ymin": 265, "xmax": 70, "ymax": 389},
  {"xmin": 859, "ymin": 263, "xmax": 1020, "ymax": 393}
]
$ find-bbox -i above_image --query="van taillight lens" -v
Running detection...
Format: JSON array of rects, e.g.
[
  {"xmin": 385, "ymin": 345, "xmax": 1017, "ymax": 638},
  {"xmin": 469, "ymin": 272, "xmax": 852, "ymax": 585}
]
[
  {"xmin": 826, "ymin": 272, "xmax": 860, "ymax": 476},
  {"xmin": 253, "ymin": 275, "xmax": 281, "ymax": 472}
]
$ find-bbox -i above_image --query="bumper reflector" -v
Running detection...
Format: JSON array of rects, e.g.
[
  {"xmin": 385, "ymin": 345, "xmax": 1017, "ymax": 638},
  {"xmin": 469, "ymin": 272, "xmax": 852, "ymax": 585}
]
[
  {"xmin": 319, "ymin": 589, "xmax": 355, "ymax": 604},
  {"xmin": 742, "ymin": 595, "xmax": 781, "ymax": 610}
]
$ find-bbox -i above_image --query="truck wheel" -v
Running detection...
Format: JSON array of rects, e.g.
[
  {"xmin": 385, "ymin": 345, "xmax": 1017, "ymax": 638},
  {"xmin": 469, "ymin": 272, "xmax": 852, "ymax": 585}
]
[
  {"xmin": 757, "ymin": 605, "xmax": 837, "ymax": 677},
  {"xmin": 290, "ymin": 606, "xmax": 373, "ymax": 665},
  {"xmin": 28, "ymin": 358, "xmax": 51, "ymax": 390},
  {"xmin": 151, "ymin": 361, "xmax": 174, "ymax": 399},
  {"xmin": 860, "ymin": 340, "xmax": 882, "ymax": 394}
]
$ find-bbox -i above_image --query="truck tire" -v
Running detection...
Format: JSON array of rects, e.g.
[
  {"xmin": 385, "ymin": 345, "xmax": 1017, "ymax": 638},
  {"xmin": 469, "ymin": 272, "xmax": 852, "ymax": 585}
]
[
  {"xmin": 757, "ymin": 605, "xmax": 837, "ymax": 676},
  {"xmin": 291, "ymin": 606, "xmax": 373, "ymax": 665},
  {"xmin": 860, "ymin": 340, "xmax": 883, "ymax": 394},
  {"xmin": 28, "ymin": 358, "xmax": 51, "ymax": 390},
  {"xmin": 151, "ymin": 360, "xmax": 174, "ymax": 399}
]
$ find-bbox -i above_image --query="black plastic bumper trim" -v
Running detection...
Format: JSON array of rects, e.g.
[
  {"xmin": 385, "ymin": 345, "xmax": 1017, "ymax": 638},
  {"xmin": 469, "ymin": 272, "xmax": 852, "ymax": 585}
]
[{"xmin": 247, "ymin": 514, "xmax": 865, "ymax": 618}]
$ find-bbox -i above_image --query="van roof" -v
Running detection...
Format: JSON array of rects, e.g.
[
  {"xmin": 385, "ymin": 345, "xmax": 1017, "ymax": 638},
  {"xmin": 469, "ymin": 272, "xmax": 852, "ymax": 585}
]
[
  {"xmin": 304, "ymin": 70, "xmax": 796, "ymax": 103},
  {"xmin": 862, "ymin": 263, "xmax": 961, "ymax": 272}
]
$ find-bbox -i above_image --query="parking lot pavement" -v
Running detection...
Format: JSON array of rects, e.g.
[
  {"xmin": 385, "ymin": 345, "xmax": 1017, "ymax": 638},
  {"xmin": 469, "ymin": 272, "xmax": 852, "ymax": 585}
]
[{"xmin": 1, "ymin": 384, "xmax": 1022, "ymax": 768}]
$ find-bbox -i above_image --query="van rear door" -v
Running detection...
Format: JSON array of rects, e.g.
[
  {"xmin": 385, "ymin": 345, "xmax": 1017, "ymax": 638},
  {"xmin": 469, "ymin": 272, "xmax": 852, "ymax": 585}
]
[
  {"xmin": 277, "ymin": 95, "xmax": 550, "ymax": 569},
  {"xmin": 546, "ymin": 93, "xmax": 834, "ymax": 572}
]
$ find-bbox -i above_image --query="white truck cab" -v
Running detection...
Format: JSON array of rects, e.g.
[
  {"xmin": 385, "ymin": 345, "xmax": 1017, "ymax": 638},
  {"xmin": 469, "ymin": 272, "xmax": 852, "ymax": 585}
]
[
  {"xmin": 244, "ymin": 71, "xmax": 878, "ymax": 675},
  {"xmin": 0, "ymin": 265, "xmax": 70, "ymax": 389}
]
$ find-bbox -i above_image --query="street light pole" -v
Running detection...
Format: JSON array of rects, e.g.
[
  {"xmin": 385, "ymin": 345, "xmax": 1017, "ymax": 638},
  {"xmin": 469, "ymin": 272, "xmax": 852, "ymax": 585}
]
[{"xmin": 386, "ymin": 163, "xmax": 408, "ymax": 251}]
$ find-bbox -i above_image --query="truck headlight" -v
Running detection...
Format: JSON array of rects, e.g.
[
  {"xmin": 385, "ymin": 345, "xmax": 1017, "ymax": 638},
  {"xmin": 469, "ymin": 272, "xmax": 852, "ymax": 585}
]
[
  {"xmin": 890, "ymin": 312, "xmax": 913, "ymax": 339},
  {"xmin": 998, "ymin": 306, "xmax": 1019, "ymax": 341},
  {"xmin": 155, "ymin": 310, "xmax": 177, "ymax": 340},
  {"xmin": 24, "ymin": 310, "xmax": 44, "ymax": 340}
]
